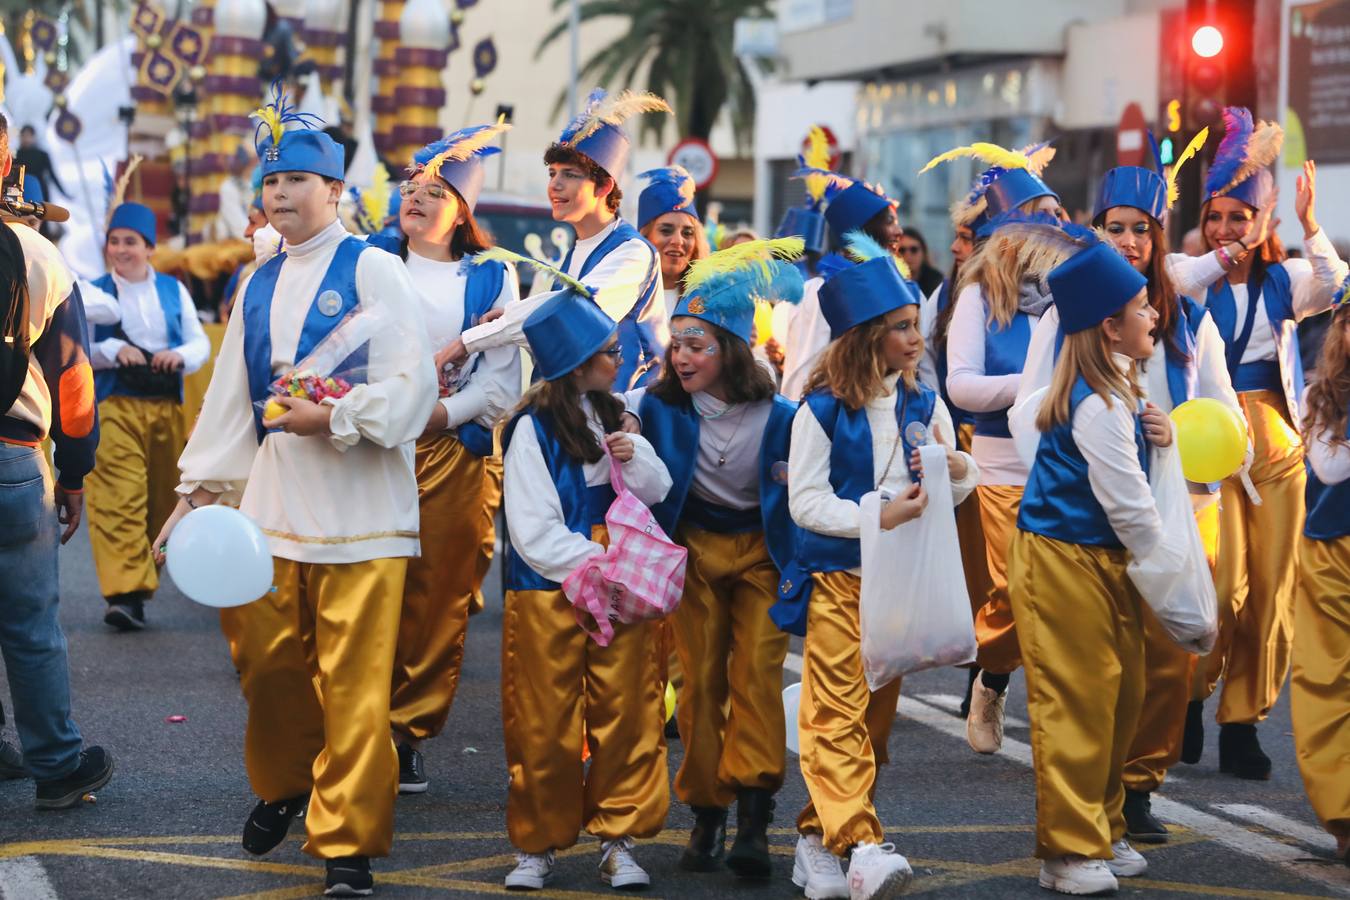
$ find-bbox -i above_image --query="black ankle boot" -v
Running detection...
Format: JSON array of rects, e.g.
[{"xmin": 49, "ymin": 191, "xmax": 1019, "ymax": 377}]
[
  {"xmin": 725, "ymin": 788, "xmax": 775, "ymax": 880},
  {"xmin": 679, "ymin": 805, "xmax": 727, "ymax": 872},
  {"xmin": 1180, "ymin": 700, "xmax": 1204, "ymax": 765},
  {"xmin": 1219, "ymin": 723, "xmax": 1272, "ymax": 780},
  {"xmin": 1123, "ymin": 789, "xmax": 1168, "ymax": 844}
]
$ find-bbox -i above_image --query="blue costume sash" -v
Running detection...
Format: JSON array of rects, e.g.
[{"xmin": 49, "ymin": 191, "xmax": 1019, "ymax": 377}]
[
  {"xmin": 242, "ymin": 236, "xmax": 370, "ymax": 442},
  {"xmin": 91, "ymin": 271, "xmax": 185, "ymax": 402},
  {"xmin": 972, "ymin": 311, "xmax": 1031, "ymax": 438},
  {"xmin": 1206, "ymin": 264, "xmax": 1295, "ymax": 394},
  {"xmin": 560, "ymin": 221, "xmax": 661, "ymax": 390},
  {"xmin": 933, "ymin": 279, "xmax": 972, "ymax": 429},
  {"xmin": 1018, "ymin": 376, "xmax": 1149, "ymax": 549},
  {"xmin": 1162, "ymin": 295, "xmax": 1207, "ymax": 410},
  {"xmin": 501, "ymin": 408, "xmax": 616, "ymax": 591},
  {"xmin": 1304, "ymin": 417, "xmax": 1350, "ymax": 541}
]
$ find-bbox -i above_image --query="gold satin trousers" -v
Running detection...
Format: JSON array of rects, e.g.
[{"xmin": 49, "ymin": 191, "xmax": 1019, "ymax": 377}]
[
  {"xmin": 671, "ymin": 525, "xmax": 789, "ymax": 809},
  {"xmin": 1009, "ymin": 531, "xmax": 1145, "ymax": 860},
  {"xmin": 220, "ymin": 556, "xmax": 405, "ymax": 858},
  {"xmin": 974, "ymin": 483, "xmax": 1024, "ymax": 675},
  {"xmin": 86, "ymin": 395, "xmax": 184, "ymax": 598}
]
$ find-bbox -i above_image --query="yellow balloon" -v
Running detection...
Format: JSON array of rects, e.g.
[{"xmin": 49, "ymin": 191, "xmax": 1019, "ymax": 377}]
[
  {"xmin": 753, "ymin": 299, "xmax": 774, "ymax": 346},
  {"xmin": 1171, "ymin": 398, "xmax": 1247, "ymax": 483},
  {"xmin": 664, "ymin": 682, "xmax": 676, "ymax": 722}
]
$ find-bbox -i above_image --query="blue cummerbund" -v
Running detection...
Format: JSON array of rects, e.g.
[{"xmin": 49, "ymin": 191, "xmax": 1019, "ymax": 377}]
[
  {"xmin": 1234, "ymin": 360, "xmax": 1282, "ymax": 393},
  {"xmin": 683, "ymin": 493, "xmax": 762, "ymax": 534},
  {"xmin": 586, "ymin": 483, "xmax": 617, "ymax": 528}
]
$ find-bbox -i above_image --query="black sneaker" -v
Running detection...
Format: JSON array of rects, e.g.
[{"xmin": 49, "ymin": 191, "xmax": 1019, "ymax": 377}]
[
  {"xmin": 1180, "ymin": 700, "xmax": 1204, "ymax": 764},
  {"xmin": 325, "ymin": 855, "xmax": 373, "ymax": 896},
  {"xmin": 242, "ymin": 794, "xmax": 308, "ymax": 855},
  {"xmin": 104, "ymin": 594, "xmax": 146, "ymax": 631},
  {"xmin": 0, "ymin": 738, "xmax": 27, "ymax": 780},
  {"xmin": 35, "ymin": 746, "xmax": 114, "ymax": 810},
  {"xmin": 1219, "ymin": 723, "xmax": 1272, "ymax": 780},
  {"xmin": 397, "ymin": 744, "xmax": 428, "ymax": 794},
  {"xmin": 1123, "ymin": 789, "xmax": 1168, "ymax": 844}
]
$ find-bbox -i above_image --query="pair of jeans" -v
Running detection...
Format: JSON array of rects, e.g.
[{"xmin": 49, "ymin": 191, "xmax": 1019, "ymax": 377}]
[{"xmin": 0, "ymin": 443, "xmax": 83, "ymax": 780}]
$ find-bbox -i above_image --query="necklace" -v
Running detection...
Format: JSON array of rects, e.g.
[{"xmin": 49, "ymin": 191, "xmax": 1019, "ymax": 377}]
[{"xmin": 712, "ymin": 404, "xmax": 749, "ymax": 467}]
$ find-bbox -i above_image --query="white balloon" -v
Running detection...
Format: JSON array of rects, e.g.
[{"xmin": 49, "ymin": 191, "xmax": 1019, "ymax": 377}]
[
  {"xmin": 783, "ymin": 682, "xmax": 802, "ymax": 755},
  {"xmin": 165, "ymin": 506, "xmax": 273, "ymax": 608}
]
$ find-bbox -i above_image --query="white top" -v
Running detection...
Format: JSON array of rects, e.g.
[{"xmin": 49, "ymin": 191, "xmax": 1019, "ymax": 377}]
[
  {"xmin": 1307, "ymin": 425, "xmax": 1350, "ymax": 487},
  {"xmin": 89, "ymin": 267, "xmax": 210, "ymax": 374},
  {"xmin": 779, "ymin": 275, "xmax": 828, "ymax": 402},
  {"xmin": 1071, "ymin": 354, "xmax": 1164, "ymax": 559},
  {"xmin": 789, "ymin": 372, "xmax": 979, "ymax": 557},
  {"xmin": 503, "ymin": 397, "xmax": 672, "ymax": 584},
  {"xmin": 945, "ymin": 283, "xmax": 1040, "ymax": 485},
  {"xmin": 460, "ymin": 218, "xmax": 660, "ymax": 355},
  {"xmin": 662, "ymin": 287, "xmax": 680, "ymax": 320},
  {"xmin": 176, "ymin": 220, "xmax": 437, "ymax": 564},
  {"xmin": 403, "ymin": 251, "xmax": 522, "ymax": 431},
  {"xmin": 5, "ymin": 223, "xmax": 74, "ymax": 434},
  {"xmin": 917, "ymin": 282, "xmax": 943, "ymax": 391}
]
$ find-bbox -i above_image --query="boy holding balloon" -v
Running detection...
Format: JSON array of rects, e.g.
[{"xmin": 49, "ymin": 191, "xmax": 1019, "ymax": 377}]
[{"xmin": 152, "ymin": 87, "xmax": 436, "ymax": 897}]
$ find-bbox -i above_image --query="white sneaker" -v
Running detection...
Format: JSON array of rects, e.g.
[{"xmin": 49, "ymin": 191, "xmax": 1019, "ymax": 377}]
[
  {"xmin": 846, "ymin": 842, "xmax": 913, "ymax": 900},
  {"xmin": 1038, "ymin": 856, "xmax": 1119, "ymax": 895},
  {"xmin": 599, "ymin": 837, "xmax": 650, "ymax": 890},
  {"xmin": 792, "ymin": 833, "xmax": 849, "ymax": 899},
  {"xmin": 1106, "ymin": 839, "xmax": 1147, "ymax": 877},
  {"xmin": 966, "ymin": 681, "xmax": 1006, "ymax": 754},
  {"xmin": 504, "ymin": 850, "xmax": 554, "ymax": 890}
]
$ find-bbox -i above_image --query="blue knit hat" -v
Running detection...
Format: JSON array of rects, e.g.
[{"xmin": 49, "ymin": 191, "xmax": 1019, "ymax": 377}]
[
  {"xmin": 637, "ymin": 166, "xmax": 699, "ymax": 230},
  {"xmin": 252, "ymin": 80, "xmax": 345, "ymax": 181},
  {"xmin": 674, "ymin": 238, "xmax": 805, "ymax": 345},
  {"xmin": 411, "ymin": 120, "xmax": 512, "ymax": 211},
  {"xmin": 818, "ymin": 231, "xmax": 920, "ymax": 339},
  {"xmin": 107, "ymin": 202, "xmax": 157, "ymax": 246},
  {"xmin": 556, "ymin": 88, "xmax": 672, "ymax": 178}
]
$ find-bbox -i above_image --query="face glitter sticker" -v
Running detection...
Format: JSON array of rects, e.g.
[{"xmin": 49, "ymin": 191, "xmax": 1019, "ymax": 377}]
[
  {"xmin": 674, "ymin": 325, "xmax": 706, "ymax": 338},
  {"xmin": 317, "ymin": 290, "xmax": 344, "ymax": 317}
]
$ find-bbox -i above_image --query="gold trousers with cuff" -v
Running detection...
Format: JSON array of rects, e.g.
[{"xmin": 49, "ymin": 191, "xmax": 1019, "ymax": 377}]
[
  {"xmin": 220, "ymin": 556, "xmax": 405, "ymax": 859},
  {"xmin": 390, "ymin": 434, "xmax": 487, "ymax": 742},
  {"xmin": 501, "ymin": 532, "xmax": 669, "ymax": 854},
  {"xmin": 1194, "ymin": 390, "xmax": 1304, "ymax": 725},
  {"xmin": 955, "ymin": 424, "xmax": 995, "ymax": 619},
  {"xmin": 1122, "ymin": 502, "xmax": 1219, "ymax": 794},
  {"xmin": 86, "ymin": 395, "xmax": 184, "ymax": 598},
  {"xmin": 671, "ymin": 525, "xmax": 789, "ymax": 809},
  {"xmin": 795, "ymin": 571, "xmax": 903, "ymax": 855},
  {"xmin": 470, "ymin": 452, "xmax": 504, "ymax": 616},
  {"xmin": 1291, "ymin": 535, "xmax": 1350, "ymax": 846},
  {"xmin": 1009, "ymin": 531, "xmax": 1145, "ymax": 860},
  {"xmin": 974, "ymin": 484, "xmax": 1024, "ymax": 675}
]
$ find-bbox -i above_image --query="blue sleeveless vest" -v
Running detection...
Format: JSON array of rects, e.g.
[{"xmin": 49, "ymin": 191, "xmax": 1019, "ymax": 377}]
[
  {"xmin": 1018, "ymin": 377, "xmax": 1150, "ymax": 549},
  {"xmin": 242, "ymin": 236, "xmax": 371, "ymax": 442},
  {"xmin": 559, "ymin": 221, "xmax": 662, "ymax": 390},
  {"xmin": 1305, "ymin": 418, "xmax": 1350, "ymax": 541},
  {"xmin": 972, "ymin": 309, "xmax": 1032, "ymax": 438},
  {"xmin": 91, "ymin": 271, "xmax": 186, "ymax": 402},
  {"xmin": 933, "ymin": 279, "xmax": 972, "ymax": 429},
  {"xmin": 500, "ymin": 408, "xmax": 616, "ymax": 591},
  {"xmin": 1205, "ymin": 263, "xmax": 1296, "ymax": 398},
  {"xmin": 1161, "ymin": 295, "xmax": 1208, "ymax": 410}
]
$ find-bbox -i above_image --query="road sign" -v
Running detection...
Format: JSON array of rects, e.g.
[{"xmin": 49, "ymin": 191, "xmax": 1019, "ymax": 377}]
[{"xmin": 668, "ymin": 138, "xmax": 719, "ymax": 190}]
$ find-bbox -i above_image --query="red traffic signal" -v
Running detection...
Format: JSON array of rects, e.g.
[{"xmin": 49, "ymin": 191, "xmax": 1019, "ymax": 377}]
[{"xmin": 1191, "ymin": 24, "xmax": 1224, "ymax": 58}]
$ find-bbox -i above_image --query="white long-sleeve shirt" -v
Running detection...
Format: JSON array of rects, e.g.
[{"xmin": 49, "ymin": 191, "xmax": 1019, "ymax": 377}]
[
  {"xmin": 503, "ymin": 398, "xmax": 672, "ymax": 584},
  {"xmin": 176, "ymin": 219, "xmax": 437, "ymax": 563},
  {"xmin": 460, "ymin": 218, "xmax": 658, "ymax": 355},
  {"xmin": 789, "ymin": 373, "xmax": 979, "ymax": 553},
  {"xmin": 945, "ymin": 284, "xmax": 1039, "ymax": 485},
  {"xmin": 403, "ymin": 251, "xmax": 522, "ymax": 431},
  {"xmin": 90, "ymin": 267, "xmax": 210, "ymax": 375},
  {"xmin": 1071, "ymin": 355, "xmax": 1164, "ymax": 560},
  {"xmin": 779, "ymin": 276, "xmax": 828, "ymax": 402},
  {"xmin": 6, "ymin": 222, "xmax": 74, "ymax": 435},
  {"xmin": 917, "ymin": 282, "xmax": 943, "ymax": 392}
]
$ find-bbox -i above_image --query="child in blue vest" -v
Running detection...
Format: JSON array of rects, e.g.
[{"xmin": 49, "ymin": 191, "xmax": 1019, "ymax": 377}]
[
  {"xmin": 624, "ymin": 238, "xmax": 807, "ymax": 880},
  {"xmin": 86, "ymin": 200, "xmax": 209, "ymax": 630},
  {"xmin": 788, "ymin": 232, "xmax": 978, "ymax": 900},
  {"xmin": 496, "ymin": 265, "xmax": 672, "ymax": 892},
  {"xmin": 365, "ymin": 121, "xmax": 522, "ymax": 795},
  {"xmin": 1293, "ymin": 286, "xmax": 1350, "ymax": 867},
  {"xmin": 1008, "ymin": 238, "xmax": 1171, "ymax": 896},
  {"xmin": 152, "ymin": 88, "xmax": 437, "ymax": 896}
]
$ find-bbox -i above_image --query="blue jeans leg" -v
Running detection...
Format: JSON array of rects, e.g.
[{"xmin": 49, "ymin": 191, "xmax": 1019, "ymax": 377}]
[{"xmin": 0, "ymin": 444, "xmax": 83, "ymax": 781}]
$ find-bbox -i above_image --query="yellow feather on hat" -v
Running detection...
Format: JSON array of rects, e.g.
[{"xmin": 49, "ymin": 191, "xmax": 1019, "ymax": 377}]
[
  {"xmin": 682, "ymin": 237, "xmax": 804, "ymax": 295},
  {"xmin": 1166, "ymin": 128, "xmax": 1209, "ymax": 208},
  {"xmin": 568, "ymin": 90, "xmax": 672, "ymax": 144},
  {"xmin": 918, "ymin": 142, "xmax": 1030, "ymax": 175}
]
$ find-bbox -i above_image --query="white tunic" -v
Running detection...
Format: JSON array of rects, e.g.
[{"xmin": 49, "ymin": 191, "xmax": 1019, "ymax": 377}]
[
  {"xmin": 176, "ymin": 220, "xmax": 437, "ymax": 563},
  {"xmin": 779, "ymin": 276, "xmax": 828, "ymax": 402},
  {"xmin": 89, "ymin": 267, "xmax": 210, "ymax": 374},
  {"xmin": 6, "ymin": 223, "xmax": 74, "ymax": 435},
  {"xmin": 503, "ymin": 397, "xmax": 672, "ymax": 584},
  {"xmin": 1307, "ymin": 425, "xmax": 1350, "ymax": 487}
]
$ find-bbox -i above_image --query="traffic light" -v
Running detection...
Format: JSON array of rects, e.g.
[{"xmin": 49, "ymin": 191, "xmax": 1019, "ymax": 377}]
[
  {"xmin": 1185, "ymin": 21, "xmax": 1227, "ymax": 129},
  {"xmin": 1182, "ymin": 0, "xmax": 1255, "ymax": 130}
]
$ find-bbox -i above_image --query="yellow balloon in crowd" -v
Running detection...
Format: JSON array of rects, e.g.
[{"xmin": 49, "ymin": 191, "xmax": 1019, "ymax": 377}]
[
  {"xmin": 753, "ymin": 299, "xmax": 774, "ymax": 346},
  {"xmin": 1171, "ymin": 398, "xmax": 1247, "ymax": 483},
  {"xmin": 664, "ymin": 682, "xmax": 677, "ymax": 723}
]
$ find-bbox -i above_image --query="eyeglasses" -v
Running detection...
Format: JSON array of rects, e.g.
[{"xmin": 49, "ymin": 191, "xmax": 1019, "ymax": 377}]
[{"xmin": 398, "ymin": 181, "xmax": 452, "ymax": 201}]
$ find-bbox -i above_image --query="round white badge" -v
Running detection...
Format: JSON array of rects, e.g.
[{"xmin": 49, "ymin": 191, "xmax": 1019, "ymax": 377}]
[{"xmin": 317, "ymin": 290, "xmax": 343, "ymax": 317}]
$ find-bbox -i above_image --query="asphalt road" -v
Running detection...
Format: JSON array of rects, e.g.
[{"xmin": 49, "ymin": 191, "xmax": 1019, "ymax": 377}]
[{"xmin": 0, "ymin": 521, "xmax": 1347, "ymax": 899}]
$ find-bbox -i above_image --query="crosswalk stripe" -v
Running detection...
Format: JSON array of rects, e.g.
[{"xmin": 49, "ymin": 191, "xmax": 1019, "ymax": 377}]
[
  {"xmin": 0, "ymin": 855, "xmax": 60, "ymax": 900},
  {"xmin": 1213, "ymin": 803, "xmax": 1340, "ymax": 854}
]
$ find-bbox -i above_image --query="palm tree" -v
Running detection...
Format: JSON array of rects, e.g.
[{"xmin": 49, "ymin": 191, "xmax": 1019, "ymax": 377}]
[{"xmin": 536, "ymin": 0, "xmax": 772, "ymax": 150}]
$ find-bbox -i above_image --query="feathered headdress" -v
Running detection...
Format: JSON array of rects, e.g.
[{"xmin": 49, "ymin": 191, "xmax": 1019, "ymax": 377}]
[
  {"xmin": 104, "ymin": 154, "xmax": 144, "ymax": 228},
  {"xmin": 251, "ymin": 79, "xmax": 324, "ymax": 160},
  {"xmin": 466, "ymin": 246, "xmax": 593, "ymax": 299},
  {"xmin": 1205, "ymin": 107, "xmax": 1283, "ymax": 199},
  {"xmin": 790, "ymin": 165, "xmax": 856, "ymax": 205},
  {"xmin": 1332, "ymin": 273, "xmax": 1350, "ymax": 310},
  {"xmin": 558, "ymin": 88, "xmax": 673, "ymax": 146},
  {"xmin": 676, "ymin": 238, "xmax": 804, "ymax": 344},
  {"xmin": 638, "ymin": 165, "xmax": 696, "ymax": 206},
  {"xmin": 1166, "ymin": 128, "xmax": 1209, "ymax": 208},
  {"xmin": 840, "ymin": 229, "xmax": 912, "ymax": 280},
  {"xmin": 413, "ymin": 117, "xmax": 512, "ymax": 182},
  {"xmin": 346, "ymin": 163, "xmax": 391, "ymax": 235},
  {"xmin": 800, "ymin": 125, "xmax": 833, "ymax": 208},
  {"xmin": 939, "ymin": 142, "xmax": 1056, "ymax": 228},
  {"xmin": 683, "ymin": 237, "xmax": 805, "ymax": 299}
]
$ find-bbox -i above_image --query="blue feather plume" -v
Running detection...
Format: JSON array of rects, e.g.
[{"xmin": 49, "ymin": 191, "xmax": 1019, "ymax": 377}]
[
  {"xmin": 1205, "ymin": 107, "xmax": 1254, "ymax": 196},
  {"xmin": 558, "ymin": 88, "xmax": 607, "ymax": 144}
]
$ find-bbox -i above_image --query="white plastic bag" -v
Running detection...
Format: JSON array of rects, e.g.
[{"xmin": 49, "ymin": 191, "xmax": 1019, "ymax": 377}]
[
  {"xmin": 859, "ymin": 444, "xmax": 977, "ymax": 690},
  {"xmin": 1125, "ymin": 443, "xmax": 1219, "ymax": 654}
]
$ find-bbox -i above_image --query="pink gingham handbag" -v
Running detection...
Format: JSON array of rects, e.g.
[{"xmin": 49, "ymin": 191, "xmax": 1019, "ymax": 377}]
[{"xmin": 563, "ymin": 450, "xmax": 688, "ymax": 646}]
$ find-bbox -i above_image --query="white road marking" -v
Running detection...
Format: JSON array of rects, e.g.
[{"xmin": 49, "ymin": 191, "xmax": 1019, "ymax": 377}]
[
  {"xmin": 914, "ymin": 691, "xmax": 1030, "ymax": 729},
  {"xmin": 782, "ymin": 652, "xmax": 1349, "ymax": 893},
  {"xmin": 0, "ymin": 856, "xmax": 59, "ymax": 900},
  {"xmin": 1213, "ymin": 803, "xmax": 1340, "ymax": 854}
]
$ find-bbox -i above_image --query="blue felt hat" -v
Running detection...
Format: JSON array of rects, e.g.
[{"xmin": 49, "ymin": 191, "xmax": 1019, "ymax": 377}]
[
  {"xmin": 252, "ymin": 81, "xmax": 345, "ymax": 181},
  {"xmin": 557, "ymin": 88, "xmax": 672, "ymax": 179},
  {"xmin": 1205, "ymin": 107, "xmax": 1282, "ymax": 211},
  {"xmin": 523, "ymin": 293, "xmax": 618, "ymax": 381},
  {"xmin": 818, "ymin": 231, "xmax": 919, "ymax": 339},
  {"xmin": 1049, "ymin": 242, "xmax": 1148, "ymax": 335},
  {"xmin": 776, "ymin": 206, "xmax": 826, "ymax": 254},
  {"xmin": 637, "ymin": 167, "xmax": 699, "ymax": 230},
  {"xmin": 824, "ymin": 181, "xmax": 891, "ymax": 242},
  {"xmin": 412, "ymin": 121, "xmax": 511, "ymax": 211},
  {"xmin": 983, "ymin": 168, "xmax": 1058, "ymax": 218},
  {"xmin": 22, "ymin": 177, "xmax": 44, "ymax": 204},
  {"xmin": 674, "ymin": 238, "xmax": 805, "ymax": 345},
  {"xmin": 1094, "ymin": 166, "xmax": 1168, "ymax": 224},
  {"xmin": 107, "ymin": 202, "xmax": 158, "ymax": 246}
]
